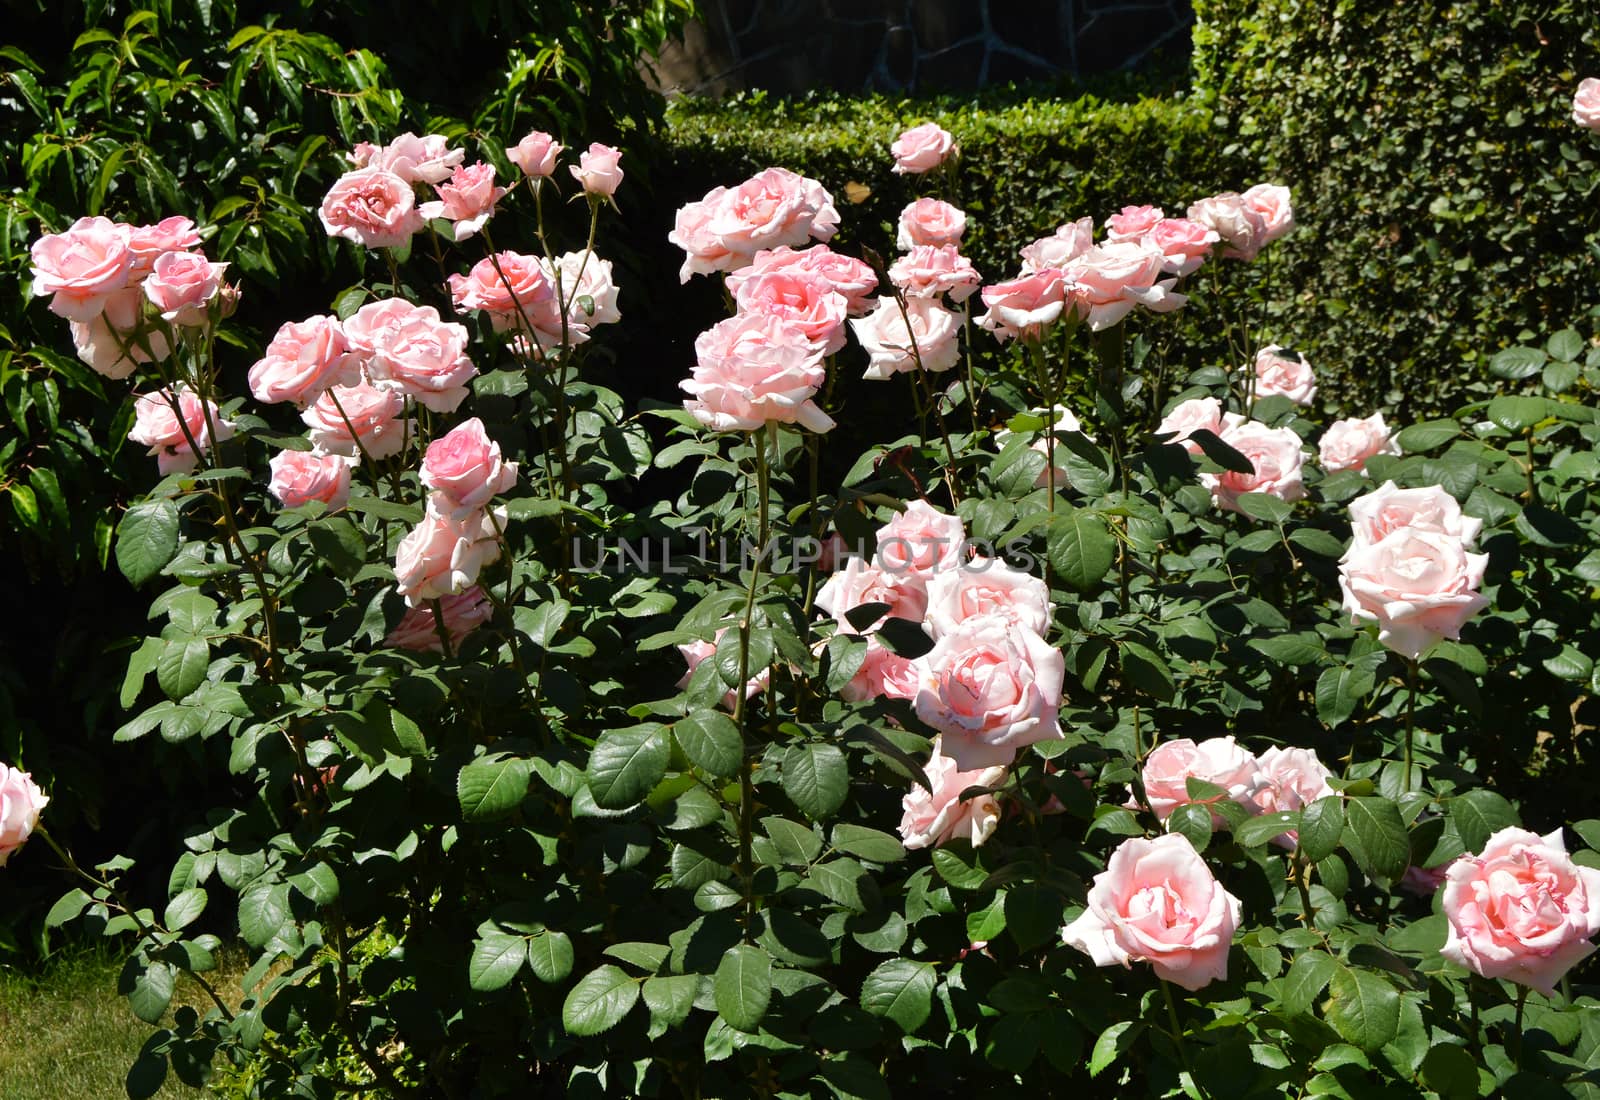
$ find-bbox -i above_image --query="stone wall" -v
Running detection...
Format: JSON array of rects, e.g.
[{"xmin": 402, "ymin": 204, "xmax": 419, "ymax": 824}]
[{"xmin": 650, "ymin": 0, "xmax": 1193, "ymax": 96}]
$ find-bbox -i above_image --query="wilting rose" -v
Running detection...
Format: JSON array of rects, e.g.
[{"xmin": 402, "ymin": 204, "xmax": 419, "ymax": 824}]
[
  {"xmin": 680, "ymin": 313, "xmax": 833, "ymax": 433},
  {"xmin": 728, "ymin": 245, "xmax": 878, "ymax": 315},
  {"xmin": 1142, "ymin": 218, "xmax": 1218, "ymax": 277},
  {"xmin": 1062, "ymin": 833, "xmax": 1242, "ymax": 991},
  {"xmin": 1441, "ymin": 827, "xmax": 1600, "ymax": 994},
  {"xmin": 302, "ymin": 380, "xmax": 412, "ymax": 460},
  {"xmin": 506, "ymin": 130, "xmax": 562, "ymax": 177},
  {"xmin": 1251, "ymin": 746, "xmax": 1337, "ymax": 848},
  {"xmin": 669, "ymin": 186, "xmax": 739, "ymax": 282},
  {"xmin": 385, "ymin": 586, "xmax": 494, "ymax": 652},
  {"xmin": 994, "ymin": 405, "xmax": 1096, "ymax": 491},
  {"xmin": 248, "ymin": 315, "xmax": 354, "ymax": 407},
  {"xmin": 1139, "ymin": 736, "xmax": 1264, "ymax": 825},
  {"xmin": 70, "ymin": 287, "xmax": 169, "ymax": 380},
  {"xmin": 364, "ymin": 306, "xmax": 477, "ymax": 412},
  {"xmin": 913, "ymin": 613, "xmax": 1064, "ymax": 771},
  {"xmin": 128, "ymin": 385, "xmax": 236, "ymax": 474},
  {"xmin": 570, "ymin": 143, "xmax": 624, "ymax": 196},
  {"xmin": 1155, "ymin": 397, "xmax": 1241, "ymax": 456},
  {"xmin": 143, "ymin": 249, "xmax": 228, "ymax": 326},
  {"xmin": 548, "ymin": 250, "xmax": 622, "ymax": 329},
  {"xmin": 899, "ymin": 739, "xmax": 1007, "ymax": 849},
  {"xmin": 850, "ymin": 296, "xmax": 961, "ymax": 378},
  {"xmin": 1104, "ymin": 204, "xmax": 1165, "ymax": 242},
  {"xmin": 420, "ymin": 162, "xmax": 507, "ymax": 241},
  {"xmin": 1319, "ymin": 412, "xmax": 1399, "ymax": 473},
  {"xmin": 0, "ymin": 764, "xmax": 48, "ymax": 867},
  {"xmin": 268, "ymin": 449, "xmax": 354, "ymax": 509},
  {"xmin": 924, "ymin": 556, "xmax": 1050, "ymax": 639},
  {"xmin": 706, "ymin": 168, "xmax": 838, "ymax": 264},
  {"xmin": 890, "ymin": 122, "xmax": 955, "ymax": 174},
  {"xmin": 731, "ymin": 269, "xmax": 849, "ymax": 354},
  {"xmin": 1346, "ymin": 481, "xmax": 1482, "ymax": 550},
  {"xmin": 420, "ymin": 417, "xmax": 518, "ymax": 519},
  {"xmin": 889, "ymin": 245, "xmax": 981, "ymax": 302},
  {"xmin": 1020, "ymin": 218, "xmax": 1095, "ymax": 273},
  {"xmin": 976, "ymin": 269, "xmax": 1067, "ymax": 343},
  {"xmin": 1200, "ymin": 420, "xmax": 1306, "ymax": 514},
  {"xmin": 1064, "ymin": 241, "xmax": 1187, "ymax": 331},
  {"xmin": 319, "ymin": 169, "xmax": 425, "ymax": 249},
  {"xmin": 29, "ymin": 215, "xmax": 133, "ymax": 320},
  {"xmin": 1186, "ymin": 192, "xmax": 1268, "ymax": 261},
  {"xmin": 873, "ymin": 499, "xmax": 966, "ymax": 582},
  {"xmin": 896, "ymin": 198, "xmax": 966, "ymax": 250},
  {"xmin": 1338, "ymin": 526, "xmax": 1489, "ymax": 659},
  {"xmin": 125, "ymin": 216, "xmax": 202, "ymax": 277},
  {"xmin": 1242, "ymin": 183, "xmax": 1294, "ymax": 246},
  {"xmin": 447, "ymin": 252, "xmax": 565, "ymax": 342},
  {"xmin": 1250, "ymin": 345, "xmax": 1317, "ymax": 405},
  {"xmin": 677, "ymin": 628, "xmax": 771, "ymax": 711},
  {"xmin": 353, "ymin": 132, "xmax": 463, "ymax": 184},
  {"xmin": 393, "ymin": 502, "xmax": 505, "ymax": 606}
]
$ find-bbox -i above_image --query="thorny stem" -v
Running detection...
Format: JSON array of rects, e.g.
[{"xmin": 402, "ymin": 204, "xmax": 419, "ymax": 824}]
[
  {"xmin": 732, "ymin": 431, "xmax": 772, "ymax": 942},
  {"xmin": 429, "ymin": 597, "xmax": 455, "ymax": 659},
  {"xmin": 1403, "ymin": 658, "xmax": 1418, "ymax": 792}
]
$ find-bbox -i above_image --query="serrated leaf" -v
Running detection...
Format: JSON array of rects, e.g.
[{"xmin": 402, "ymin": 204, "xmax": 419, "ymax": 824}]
[
  {"xmin": 469, "ymin": 933, "xmax": 527, "ymax": 992},
  {"xmin": 1047, "ymin": 507, "xmax": 1115, "ymax": 592},
  {"xmin": 1166, "ymin": 803, "xmax": 1213, "ymax": 852},
  {"xmin": 1089, "ymin": 1020, "xmax": 1142, "ymax": 1077},
  {"xmin": 456, "ymin": 756, "xmax": 532, "ymax": 820},
  {"xmin": 642, "ymin": 974, "xmax": 698, "ymax": 1031},
  {"xmin": 1327, "ymin": 966, "xmax": 1400, "ymax": 1052},
  {"xmin": 831, "ymin": 824, "xmax": 904, "ymax": 863},
  {"xmin": 783, "ymin": 742, "xmax": 849, "ymax": 820},
  {"xmin": 1188, "ymin": 428, "xmax": 1254, "ymax": 473},
  {"xmin": 1280, "ymin": 948, "xmax": 1339, "ymax": 1016},
  {"xmin": 1234, "ymin": 491, "xmax": 1295, "ymax": 524},
  {"xmin": 1316, "ymin": 662, "xmax": 1377, "ymax": 728},
  {"xmin": 714, "ymin": 944, "xmax": 772, "ymax": 1032},
  {"xmin": 1235, "ymin": 811, "xmax": 1301, "ymax": 848},
  {"xmin": 46, "ymin": 888, "xmax": 91, "ymax": 928},
  {"xmin": 237, "ymin": 881, "xmax": 290, "ymax": 948},
  {"xmin": 116, "ymin": 499, "xmax": 180, "ymax": 587},
  {"xmin": 1120, "ymin": 641, "xmax": 1175, "ymax": 701},
  {"xmin": 675, "ymin": 711, "xmax": 743, "ymax": 778},
  {"xmin": 1449, "ymin": 788, "xmax": 1519, "ymax": 853},
  {"xmin": 587, "ymin": 725, "xmax": 670, "ymax": 808},
  {"xmin": 1394, "ymin": 419, "xmax": 1461, "ymax": 452},
  {"xmin": 1343, "ymin": 797, "xmax": 1410, "ymax": 882},
  {"xmin": 527, "ymin": 932, "xmax": 574, "ymax": 983},
  {"xmin": 1248, "ymin": 634, "xmax": 1327, "ymax": 666},
  {"xmin": 762, "ymin": 816, "xmax": 822, "ymax": 864},
  {"xmin": 562, "ymin": 964, "xmax": 638, "ymax": 1036},
  {"xmin": 1298, "ymin": 796, "xmax": 1346, "ymax": 863},
  {"xmin": 1486, "ymin": 395, "xmax": 1552, "ymax": 432},
  {"xmin": 126, "ymin": 961, "xmax": 176, "ymax": 1024},
  {"xmin": 859, "ymin": 958, "xmax": 934, "ymax": 1034},
  {"xmin": 288, "ymin": 862, "xmax": 339, "ymax": 905},
  {"xmin": 1489, "ymin": 346, "xmax": 1547, "ymax": 380},
  {"xmin": 163, "ymin": 888, "xmax": 207, "ymax": 930},
  {"xmin": 156, "ymin": 637, "xmax": 209, "ymax": 701}
]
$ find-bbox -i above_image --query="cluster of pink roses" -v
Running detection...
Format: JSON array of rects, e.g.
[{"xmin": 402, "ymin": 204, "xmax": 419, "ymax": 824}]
[
  {"xmin": 391, "ymin": 418, "xmax": 514, "ymax": 607},
  {"xmin": 448, "ymin": 246, "xmax": 622, "ymax": 352},
  {"xmin": 0, "ymin": 764, "xmax": 48, "ymax": 868},
  {"xmin": 1138, "ymin": 736, "xmax": 1335, "ymax": 843},
  {"xmin": 1338, "ymin": 482, "xmax": 1489, "ymax": 659},
  {"xmin": 1156, "ymin": 397, "xmax": 1306, "ymax": 514}
]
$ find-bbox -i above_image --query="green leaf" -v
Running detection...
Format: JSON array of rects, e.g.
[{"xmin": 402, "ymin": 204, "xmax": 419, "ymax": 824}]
[
  {"xmin": 527, "ymin": 932, "xmax": 574, "ymax": 983},
  {"xmin": 1280, "ymin": 949, "xmax": 1339, "ymax": 1016},
  {"xmin": 1089, "ymin": 1020, "xmax": 1143, "ymax": 1077},
  {"xmin": 562, "ymin": 964, "xmax": 639, "ymax": 1037},
  {"xmin": 1488, "ymin": 346, "xmax": 1547, "ymax": 380},
  {"xmin": 456, "ymin": 756, "xmax": 532, "ymax": 821},
  {"xmin": 45, "ymin": 888, "xmax": 91, "ymax": 928},
  {"xmin": 814, "ymin": 1055, "xmax": 891, "ymax": 1100},
  {"xmin": 1419, "ymin": 1044, "xmax": 1480, "ymax": 1100},
  {"xmin": 163, "ymin": 888, "xmax": 207, "ymax": 931},
  {"xmin": 1449, "ymin": 788, "xmax": 1519, "ymax": 854},
  {"xmin": 674, "ymin": 711, "xmax": 743, "ymax": 778},
  {"xmin": 156, "ymin": 637, "xmax": 209, "ymax": 701},
  {"xmin": 713, "ymin": 944, "xmax": 772, "ymax": 1032},
  {"xmin": 116, "ymin": 499, "xmax": 180, "ymax": 586},
  {"xmin": 783, "ymin": 742, "xmax": 849, "ymax": 820},
  {"xmin": 1316, "ymin": 661, "xmax": 1378, "ymax": 727},
  {"xmin": 1166, "ymin": 803, "xmax": 1213, "ymax": 852},
  {"xmin": 237, "ymin": 881, "xmax": 291, "ymax": 948},
  {"xmin": 830, "ymin": 824, "xmax": 904, "ymax": 863},
  {"xmin": 1547, "ymin": 329, "xmax": 1585, "ymax": 363},
  {"xmin": 1119, "ymin": 641, "xmax": 1174, "ymax": 701},
  {"xmin": 126, "ymin": 961, "xmax": 177, "ymax": 1024},
  {"xmin": 288, "ymin": 863, "xmax": 339, "ymax": 905},
  {"xmin": 306, "ymin": 516, "xmax": 367, "ymax": 579},
  {"xmin": 1248, "ymin": 634, "xmax": 1327, "ymax": 666},
  {"xmin": 1298, "ymin": 796, "xmax": 1346, "ymax": 863},
  {"xmin": 1234, "ymin": 811, "xmax": 1301, "ymax": 848},
  {"xmin": 1541, "ymin": 645, "xmax": 1594, "ymax": 683},
  {"xmin": 587, "ymin": 725, "xmax": 670, "ymax": 808},
  {"xmin": 1003, "ymin": 885, "xmax": 1063, "ymax": 953},
  {"xmin": 762, "ymin": 816, "xmax": 823, "ymax": 864},
  {"xmin": 1327, "ymin": 966, "xmax": 1401, "ymax": 1052},
  {"xmin": 1394, "ymin": 419, "xmax": 1462, "ymax": 452},
  {"xmin": 1234, "ymin": 491, "xmax": 1294, "ymax": 524},
  {"xmin": 1486, "ymin": 395, "xmax": 1552, "ymax": 432},
  {"xmin": 1343, "ymin": 797, "xmax": 1410, "ymax": 882},
  {"xmin": 1188, "ymin": 428, "xmax": 1253, "ymax": 473},
  {"xmin": 1046, "ymin": 508, "xmax": 1115, "ymax": 592},
  {"xmin": 859, "ymin": 958, "xmax": 934, "ymax": 1034},
  {"xmin": 642, "ymin": 974, "xmax": 698, "ymax": 1032},
  {"xmin": 469, "ymin": 933, "xmax": 527, "ymax": 992},
  {"xmin": 126, "ymin": 1045, "xmax": 168, "ymax": 1100}
]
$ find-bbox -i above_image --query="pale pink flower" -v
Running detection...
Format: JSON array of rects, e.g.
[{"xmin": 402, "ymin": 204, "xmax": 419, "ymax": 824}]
[
  {"xmin": 1141, "ymin": 218, "xmax": 1218, "ymax": 277},
  {"xmin": 1155, "ymin": 397, "xmax": 1240, "ymax": 456},
  {"xmin": 267, "ymin": 449, "xmax": 354, "ymax": 510},
  {"xmin": 668, "ymin": 186, "xmax": 739, "ymax": 282},
  {"xmin": 899, "ymin": 739, "xmax": 1007, "ymax": 850},
  {"xmin": 69, "ymin": 287, "xmax": 168, "ymax": 380},
  {"xmin": 1199, "ymin": 420, "xmax": 1306, "ymax": 514},
  {"xmin": 29, "ymin": 215, "xmax": 133, "ymax": 320},
  {"xmin": 142, "ymin": 250, "xmax": 228, "ymax": 326},
  {"xmin": 1104, "ymin": 204, "xmax": 1165, "ymax": 242},
  {"xmin": 1319, "ymin": 413, "xmax": 1400, "ymax": 474},
  {"xmin": 873, "ymin": 500, "xmax": 966, "ymax": 582},
  {"xmin": 676, "ymin": 628, "xmax": 771, "ymax": 711},
  {"xmin": 924, "ymin": 557, "xmax": 1050, "ymax": 639},
  {"xmin": 447, "ymin": 252, "xmax": 567, "ymax": 342},
  {"xmin": 889, "ymin": 245, "xmax": 981, "ymax": 302},
  {"xmin": 1064, "ymin": 241, "xmax": 1187, "ymax": 331},
  {"xmin": 0, "ymin": 765, "xmax": 48, "ymax": 866},
  {"xmin": 727, "ymin": 245, "xmax": 878, "ymax": 315},
  {"xmin": 1251, "ymin": 746, "xmax": 1337, "ymax": 848},
  {"xmin": 1345, "ymin": 482, "xmax": 1482, "ymax": 550},
  {"xmin": 1338, "ymin": 527, "xmax": 1489, "ymax": 659},
  {"xmin": 506, "ymin": 130, "xmax": 562, "ymax": 177},
  {"xmin": 393, "ymin": 502, "xmax": 505, "ymax": 606},
  {"xmin": 850, "ymin": 296, "xmax": 961, "ymax": 378},
  {"xmin": 1242, "ymin": 183, "xmax": 1295, "ymax": 247},
  {"xmin": 301, "ymin": 381, "xmax": 412, "ymax": 461},
  {"xmin": 128, "ymin": 385, "xmax": 236, "ymax": 474},
  {"xmin": 319, "ymin": 169, "xmax": 425, "ymax": 249},
  {"xmin": 1138, "ymin": 736, "xmax": 1264, "ymax": 825},
  {"xmin": 125, "ymin": 216, "xmax": 202, "ymax": 278},
  {"xmin": 385, "ymin": 586, "xmax": 494, "ymax": 652},
  {"xmin": 1575, "ymin": 79, "xmax": 1600, "ymax": 131},
  {"xmin": 731, "ymin": 269, "xmax": 849, "ymax": 355},
  {"xmin": 679, "ymin": 313, "xmax": 834, "ymax": 433},
  {"xmin": 420, "ymin": 162, "xmax": 507, "ymax": 241},
  {"xmin": 705, "ymin": 168, "xmax": 839, "ymax": 264},
  {"xmin": 362, "ymin": 306, "xmax": 477, "ymax": 412},
  {"xmin": 353, "ymin": 132, "xmax": 464, "ymax": 184},
  {"xmin": 1186, "ymin": 192, "xmax": 1268, "ymax": 261},
  {"xmin": 420, "ymin": 417, "xmax": 518, "ymax": 519},
  {"xmin": 248, "ymin": 315, "xmax": 355, "ymax": 407},
  {"xmin": 1250, "ymin": 345, "xmax": 1317, "ymax": 405},
  {"xmin": 569, "ymin": 143, "xmax": 623, "ymax": 196},
  {"xmin": 890, "ymin": 122, "xmax": 955, "ymax": 175},
  {"xmin": 977, "ymin": 269, "xmax": 1066, "ymax": 343},
  {"xmin": 1019, "ymin": 218, "xmax": 1094, "ymax": 273},
  {"xmin": 896, "ymin": 198, "xmax": 966, "ymax": 250}
]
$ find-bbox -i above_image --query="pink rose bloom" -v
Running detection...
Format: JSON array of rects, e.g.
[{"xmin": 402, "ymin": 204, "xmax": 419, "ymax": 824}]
[
  {"xmin": 850, "ymin": 296, "xmax": 962, "ymax": 378},
  {"xmin": 1242, "ymin": 183, "xmax": 1294, "ymax": 246},
  {"xmin": 420, "ymin": 417, "xmax": 518, "ymax": 519},
  {"xmin": 731, "ymin": 269, "xmax": 849, "ymax": 355},
  {"xmin": 569, "ymin": 143, "xmax": 624, "ymax": 197},
  {"xmin": 1139, "ymin": 736, "xmax": 1264, "ymax": 825},
  {"xmin": 1346, "ymin": 481, "xmax": 1482, "ymax": 550},
  {"xmin": 125, "ymin": 216, "xmax": 202, "ymax": 277},
  {"xmin": 1250, "ymin": 345, "xmax": 1317, "ymax": 405},
  {"xmin": 874, "ymin": 499, "xmax": 966, "ymax": 582},
  {"xmin": 302, "ymin": 381, "xmax": 412, "ymax": 460},
  {"xmin": 1104, "ymin": 204, "xmax": 1165, "ymax": 242},
  {"xmin": 995, "ymin": 405, "xmax": 1095, "ymax": 490},
  {"xmin": 889, "ymin": 245, "xmax": 981, "ymax": 302},
  {"xmin": 1155, "ymin": 397, "xmax": 1242, "ymax": 455},
  {"xmin": 1062, "ymin": 833, "xmax": 1242, "ymax": 991},
  {"xmin": 816, "ymin": 555, "xmax": 930, "ymax": 631},
  {"xmin": 924, "ymin": 556, "xmax": 1050, "ymax": 639},
  {"xmin": 549, "ymin": 250, "xmax": 622, "ymax": 328},
  {"xmin": 342, "ymin": 297, "xmax": 424, "ymax": 360},
  {"xmin": 676, "ymin": 628, "xmax": 771, "ymax": 711},
  {"xmin": 707, "ymin": 168, "xmax": 839, "ymax": 263},
  {"xmin": 29, "ymin": 215, "xmax": 133, "ymax": 320},
  {"xmin": 393, "ymin": 502, "xmax": 505, "ymax": 607},
  {"xmin": 70, "ymin": 287, "xmax": 169, "ymax": 380},
  {"xmin": 420, "ymin": 162, "xmax": 507, "ymax": 241},
  {"xmin": 128, "ymin": 385, "xmax": 237, "ymax": 474},
  {"xmin": 249, "ymin": 315, "xmax": 354, "ymax": 407},
  {"xmin": 354, "ymin": 132, "xmax": 464, "ymax": 184},
  {"xmin": 680, "ymin": 313, "xmax": 834, "ymax": 433},
  {"xmin": 1575, "ymin": 79, "xmax": 1600, "ymax": 131},
  {"xmin": 668, "ymin": 186, "xmax": 738, "ymax": 282},
  {"xmin": 0, "ymin": 764, "xmax": 48, "ymax": 866},
  {"xmin": 913, "ymin": 613, "xmax": 1064, "ymax": 771},
  {"xmin": 507, "ymin": 130, "xmax": 562, "ymax": 177},
  {"xmin": 364, "ymin": 306, "xmax": 477, "ymax": 412},
  {"xmin": 1200, "ymin": 420, "xmax": 1306, "ymax": 514},
  {"xmin": 319, "ymin": 169, "xmax": 425, "ymax": 249},
  {"xmin": 1142, "ymin": 218, "xmax": 1218, "ymax": 277},
  {"xmin": 384, "ymin": 586, "xmax": 494, "ymax": 652},
  {"xmin": 1319, "ymin": 412, "xmax": 1400, "ymax": 474},
  {"xmin": 1251, "ymin": 746, "xmax": 1336, "ymax": 848},
  {"xmin": 143, "ymin": 250, "xmax": 228, "ymax": 326},
  {"xmin": 728, "ymin": 245, "xmax": 879, "ymax": 315},
  {"xmin": 1019, "ymin": 218, "xmax": 1095, "ymax": 273},
  {"xmin": 890, "ymin": 122, "xmax": 955, "ymax": 175},
  {"xmin": 840, "ymin": 641, "xmax": 923, "ymax": 703},
  {"xmin": 267, "ymin": 449, "xmax": 354, "ymax": 510},
  {"xmin": 899, "ymin": 739, "xmax": 1007, "ymax": 850},
  {"xmin": 447, "ymin": 252, "xmax": 565, "ymax": 340},
  {"xmin": 977, "ymin": 268, "xmax": 1067, "ymax": 343},
  {"xmin": 1441, "ymin": 827, "xmax": 1600, "ymax": 995},
  {"xmin": 1186, "ymin": 192, "xmax": 1269, "ymax": 261},
  {"xmin": 1338, "ymin": 527, "xmax": 1489, "ymax": 659},
  {"xmin": 1064, "ymin": 241, "xmax": 1187, "ymax": 331},
  {"xmin": 896, "ymin": 198, "xmax": 967, "ymax": 250}
]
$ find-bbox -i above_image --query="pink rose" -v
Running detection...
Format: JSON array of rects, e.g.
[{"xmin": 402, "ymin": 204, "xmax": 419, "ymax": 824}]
[
  {"xmin": 70, "ymin": 287, "xmax": 169, "ymax": 380},
  {"xmin": 896, "ymin": 198, "xmax": 966, "ymax": 250},
  {"xmin": 677, "ymin": 628, "xmax": 771, "ymax": 711},
  {"xmin": 1338, "ymin": 527, "xmax": 1489, "ymax": 659},
  {"xmin": 1441, "ymin": 827, "xmax": 1600, "ymax": 994},
  {"xmin": 0, "ymin": 764, "xmax": 48, "ymax": 866},
  {"xmin": 419, "ymin": 162, "xmax": 507, "ymax": 241},
  {"xmin": 125, "ymin": 216, "xmax": 202, "ymax": 278},
  {"xmin": 1064, "ymin": 242, "xmax": 1187, "ymax": 331},
  {"xmin": 1186, "ymin": 192, "xmax": 1268, "ymax": 261},
  {"xmin": 343, "ymin": 297, "xmax": 423, "ymax": 360},
  {"xmin": 680, "ymin": 313, "xmax": 834, "ymax": 433},
  {"xmin": 1242, "ymin": 183, "xmax": 1294, "ymax": 246},
  {"xmin": 142, "ymin": 249, "xmax": 228, "ymax": 326},
  {"xmin": 850, "ymin": 296, "xmax": 962, "ymax": 378},
  {"xmin": 888, "ymin": 245, "xmax": 981, "ymax": 302},
  {"xmin": 913, "ymin": 613, "xmax": 1064, "ymax": 771},
  {"xmin": 393, "ymin": 502, "xmax": 505, "ymax": 606},
  {"xmin": 29, "ymin": 215, "xmax": 133, "ymax": 320},
  {"xmin": 128, "ymin": 385, "xmax": 237, "ymax": 474},
  {"xmin": 1251, "ymin": 746, "xmax": 1336, "ymax": 848},
  {"xmin": 1250, "ymin": 345, "xmax": 1317, "ymax": 405},
  {"xmin": 302, "ymin": 381, "xmax": 413, "ymax": 460},
  {"xmin": 728, "ymin": 245, "xmax": 878, "ymax": 315},
  {"xmin": 550, "ymin": 250, "xmax": 622, "ymax": 328},
  {"xmin": 248, "ymin": 315, "xmax": 354, "ymax": 407},
  {"xmin": 1575, "ymin": 79, "xmax": 1600, "ymax": 132},
  {"xmin": 668, "ymin": 186, "xmax": 738, "ymax": 282},
  {"xmin": 447, "ymin": 252, "xmax": 564, "ymax": 340},
  {"xmin": 816, "ymin": 555, "xmax": 930, "ymax": 631},
  {"xmin": 1346, "ymin": 481, "xmax": 1482, "ymax": 550},
  {"xmin": 1141, "ymin": 218, "xmax": 1218, "ymax": 277},
  {"xmin": 385, "ymin": 586, "xmax": 494, "ymax": 652},
  {"xmin": 364, "ymin": 305, "xmax": 477, "ymax": 412},
  {"xmin": 924, "ymin": 556, "xmax": 1050, "ymax": 639},
  {"xmin": 1319, "ymin": 412, "xmax": 1400, "ymax": 473},
  {"xmin": 977, "ymin": 268, "xmax": 1067, "ymax": 343},
  {"xmin": 1020, "ymin": 218, "xmax": 1094, "ymax": 273},
  {"xmin": 569, "ymin": 143, "xmax": 624, "ymax": 197},
  {"xmin": 1199, "ymin": 420, "xmax": 1306, "ymax": 514},
  {"xmin": 1062, "ymin": 833, "xmax": 1242, "ymax": 991},
  {"xmin": 874, "ymin": 500, "xmax": 966, "ymax": 582},
  {"xmin": 890, "ymin": 122, "xmax": 955, "ymax": 175},
  {"xmin": 995, "ymin": 405, "xmax": 1095, "ymax": 490},
  {"xmin": 420, "ymin": 417, "xmax": 518, "ymax": 518},
  {"xmin": 731, "ymin": 269, "xmax": 849, "ymax": 354},
  {"xmin": 507, "ymin": 130, "xmax": 562, "ymax": 177},
  {"xmin": 1139, "ymin": 736, "xmax": 1264, "ymax": 825},
  {"xmin": 899, "ymin": 739, "xmax": 1007, "ymax": 850},
  {"xmin": 1104, "ymin": 204, "xmax": 1165, "ymax": 242},
  {"xmin": 319, "ymin": 169, "xmax": 424, "ymax": 249},
  {"xmin": 840, "ymin": 641, "xmax": 923, "ymax": 703},
  {"xmin": 267, "ymin": 449, "xmax": 354, "ymax": 510},
  {"xmin": 354, "ymin": 132, "xmax": 464, "ymax": 184},
  {"xmin": 1155, "ymin": 397, "xmax": 1241, "ymax": 456},
  {"xmin": 706, "ymin": 168, "xmax": 839, "ymax": 263}
]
